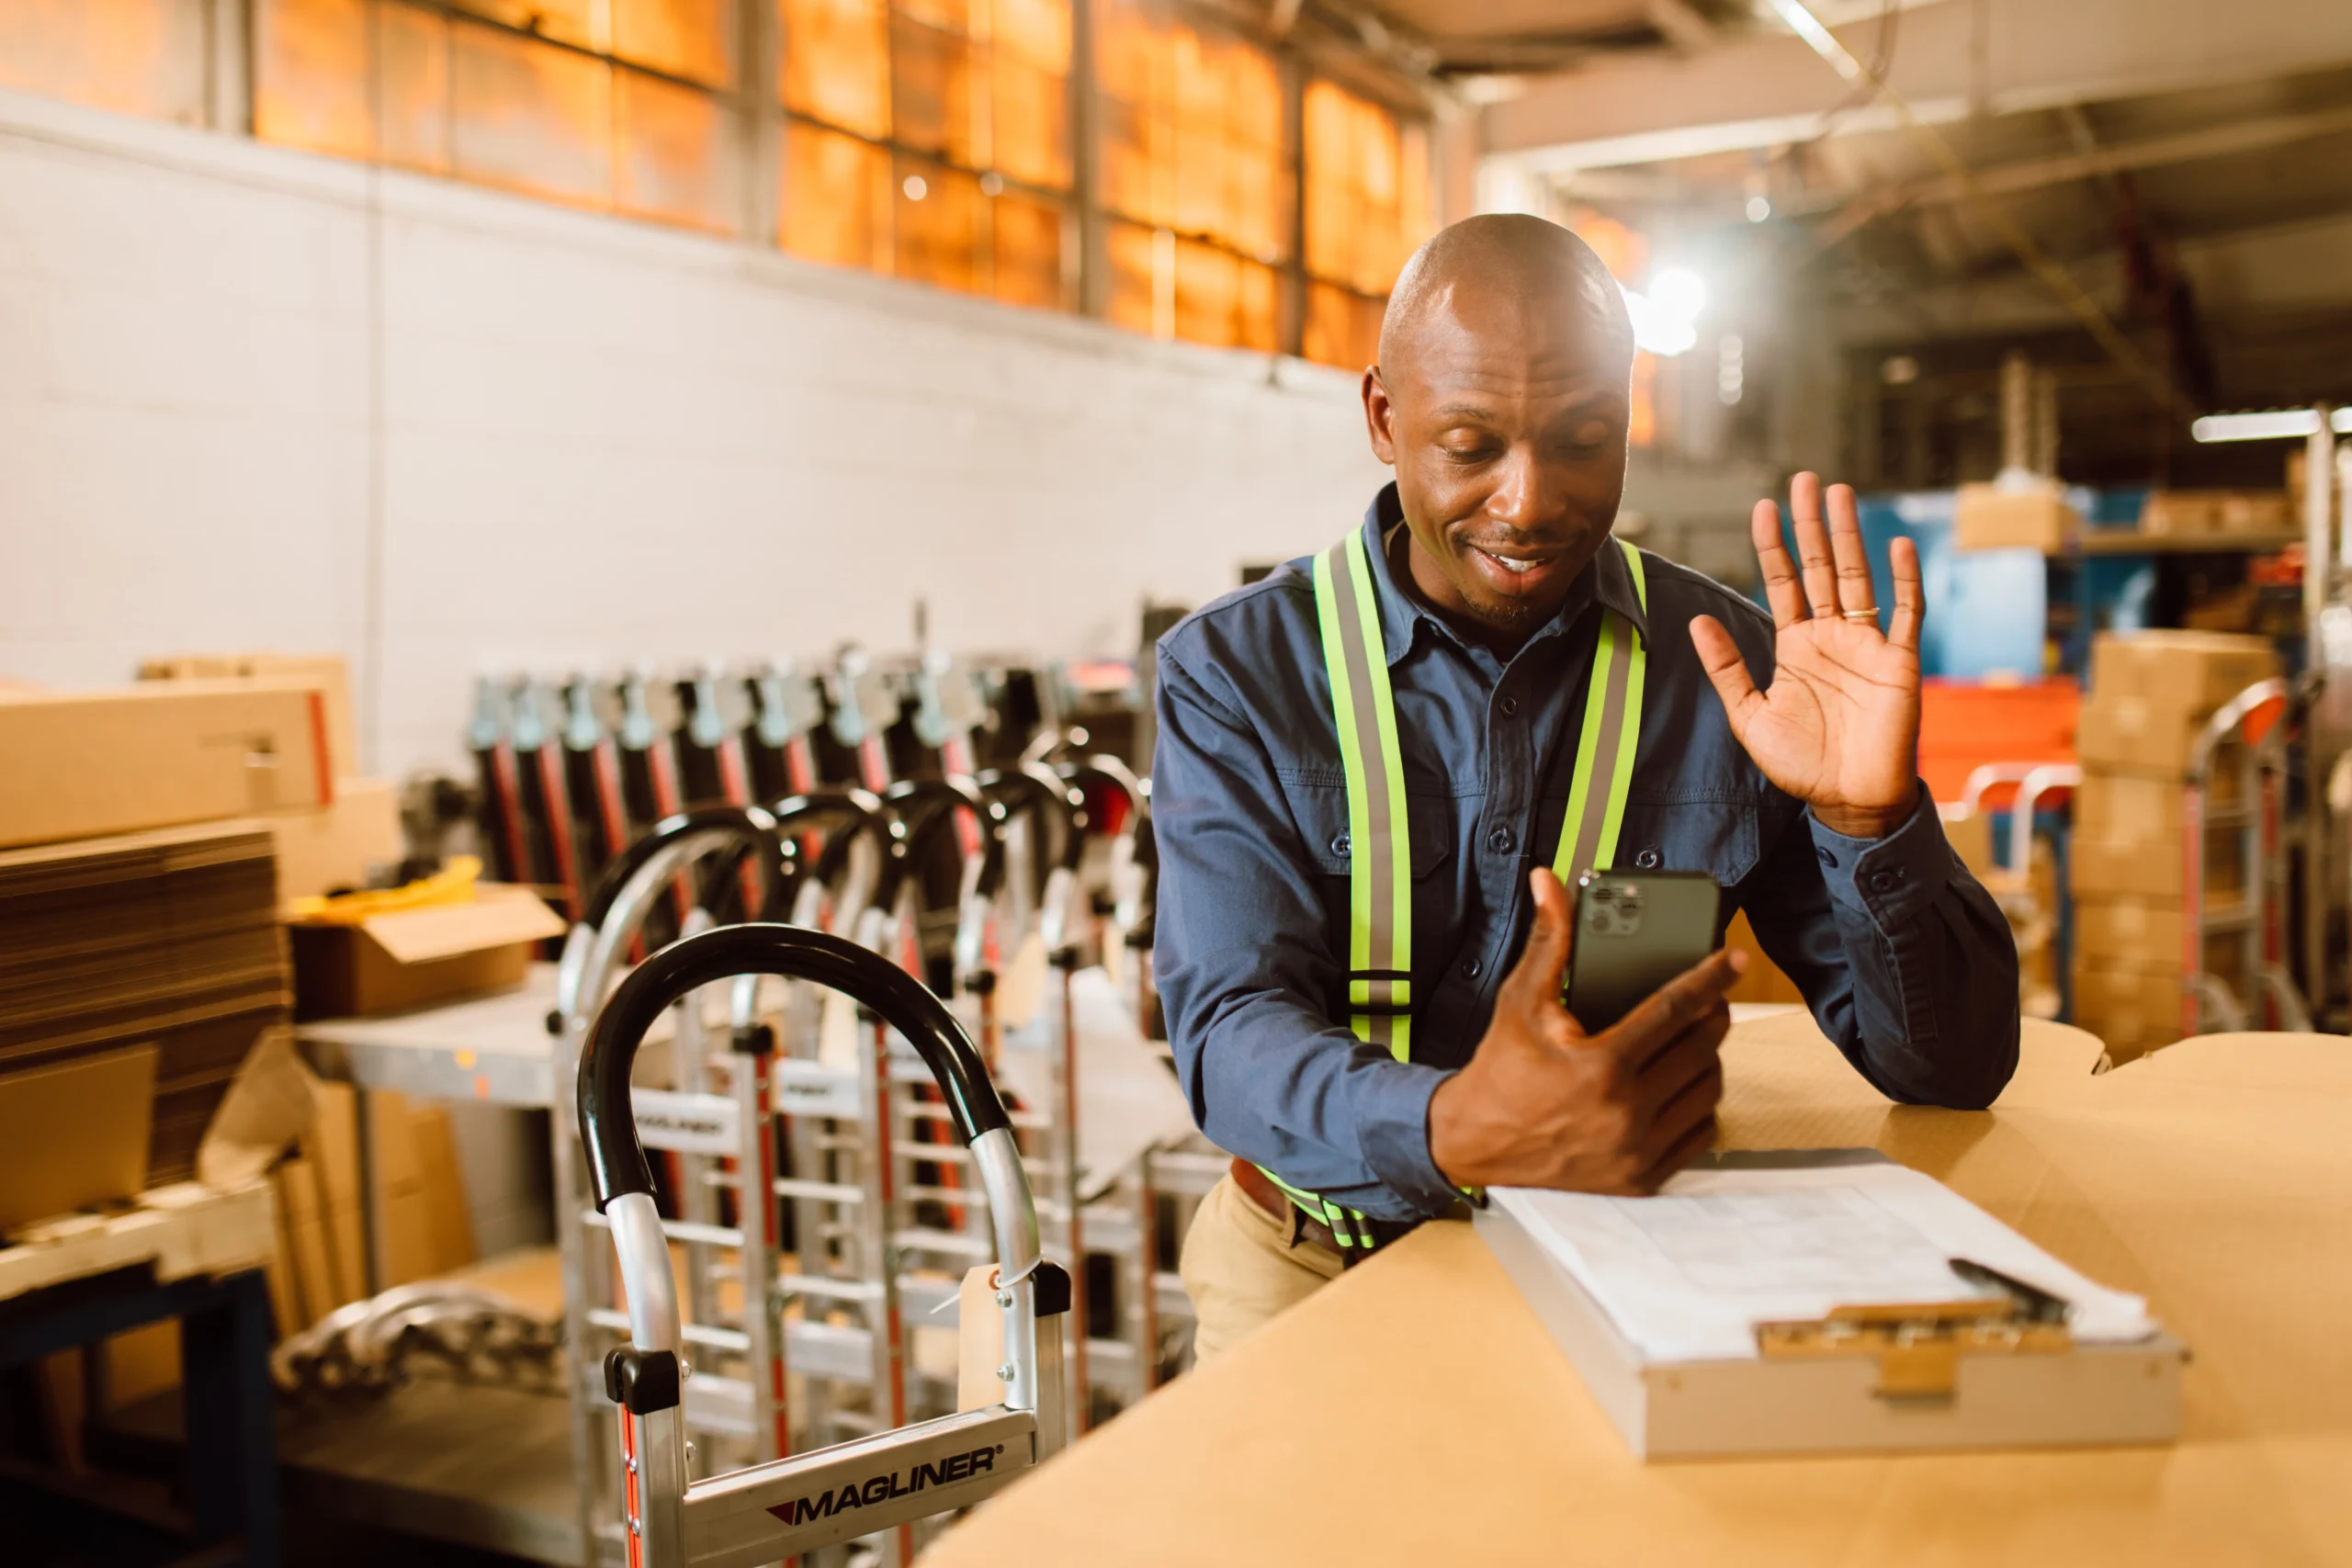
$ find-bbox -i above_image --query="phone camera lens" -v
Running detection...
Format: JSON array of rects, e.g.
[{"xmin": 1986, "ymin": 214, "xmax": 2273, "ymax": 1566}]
[
  {"xmin": 1592, "ymin": 886, "xmax": 1615, "ymax": 902},
  {"xmin": 1589, "ymin": 912, "xmax": 1611, "ymax": 932}
]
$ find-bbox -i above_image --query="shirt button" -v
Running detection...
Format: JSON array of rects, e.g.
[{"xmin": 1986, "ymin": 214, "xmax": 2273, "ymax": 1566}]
[
  {"xmin": 1331, "ymin": 832, "xmax": 1351, "ymax": 857},
  {"xmin": 1817, "ymin": 846, "xmax": 1838, "ymax": 869},
  {"xmin": 1868, "ymin": 868, "xmax": 1903, "ymax": 894},
  {"xmin": 1487, "ymin": 826, "xmax": 1516, "ymax": 855},
  {"xmin": 1498, "ymin": 696, "xmax": 1519, "ymax": 716},
  {"xmin": 1634, "ymin": 847, "xmax": 1661, "ymax": 869},
  {"xmin": 1461, "ymin": 957, "xmax": 1483, "ymax": 979}
]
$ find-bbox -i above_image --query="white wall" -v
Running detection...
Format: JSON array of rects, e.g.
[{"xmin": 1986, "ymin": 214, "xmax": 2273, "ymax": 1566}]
[{"xmin": 0, "ymin": 87, "xmax": 1386, "ymax": 778}]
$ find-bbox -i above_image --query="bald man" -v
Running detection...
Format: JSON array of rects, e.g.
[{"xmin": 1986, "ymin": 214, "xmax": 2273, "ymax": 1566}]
[{"xmin": 1151, "ymin": 214, "xmax": 2019, "ymax": 1359}]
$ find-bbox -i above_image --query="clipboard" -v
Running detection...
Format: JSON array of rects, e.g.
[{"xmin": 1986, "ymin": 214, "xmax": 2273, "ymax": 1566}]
[{"xmin": 1476, "ymin": 1152, "xmax": 2188, "ymax": 1460}]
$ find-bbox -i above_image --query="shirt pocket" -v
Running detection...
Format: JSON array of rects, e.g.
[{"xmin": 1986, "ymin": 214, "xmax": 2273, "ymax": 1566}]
[
  {"xmin": 1589, "ymin": 795, "xmax": 1759, "ymax": 889},
  {"xmin": 1283, "ymin": 777, "xmax": 1458, "ymax": 881}
]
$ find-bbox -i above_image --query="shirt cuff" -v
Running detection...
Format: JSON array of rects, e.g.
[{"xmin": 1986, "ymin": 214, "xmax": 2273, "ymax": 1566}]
[
  {"xmin": 1806, "ymin": 781, "xmax": 1956, "ymax": 927},
  {"xmin": 1356, "ymin": 1059, "xmax": 1465, "ymax": 1219}
]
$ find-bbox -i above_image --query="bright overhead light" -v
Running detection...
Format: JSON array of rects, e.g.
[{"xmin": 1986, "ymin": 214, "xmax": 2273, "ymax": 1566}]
[
  {"xmin": 1746, "ymin": 195, "xmax": 1772, "ymax": 222},
  {"xmin": 1649, "ymin": 267, "xmax": 1707, "ymax": 321},
  {"xmin": 2190, "ymin": 408, "xmax": 2352, "ymax": 443},
  {"xmin": 1621, "ymin": 272, "xmax": 1705, "ymax": 357},
  {"xmin": 902, "ymin": 175, "xmax": 928, "ymax": 201}
]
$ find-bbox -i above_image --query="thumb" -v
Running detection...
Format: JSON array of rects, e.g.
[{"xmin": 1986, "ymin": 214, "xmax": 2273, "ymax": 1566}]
[
  {"xmin": 1690, "ymin": 614, "xmax": 1763, "ymax": 739},
  {"xmin": 1502, "ymin": 867, "xmax": 1576, "ymax": 1012}
]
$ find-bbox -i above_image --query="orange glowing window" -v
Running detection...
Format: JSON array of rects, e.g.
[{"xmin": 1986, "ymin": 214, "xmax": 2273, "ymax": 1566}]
[
  {"xmin": 448, "ymin": 21, "xmax": 613, "ymax": 208},
  {"xmin": 780, "ymin": 0, "xmax": 890, "ymax": 141},
  {"xmin": 616, "ymin": 67, "xmax": 729, "ymax": 228},
  {"xmin": 254, "ymin": 1, "xmax": 736, "ymax": 234},
  {"xmin": 1093, "ymin": 0, "xmax": 1283, "ymax": 263},
  {"xmin": 0, "ymin": 0, "xmax": 209, "ymax": 125},
  {"xmin": 992, "ymin": 189, "xmax": 1065, "ymax": 310},
  {"xmin": 1301, "ymin": 80, "xmax": 1430, "ymax": 368},
  {"xmin": 1303, "ymin": 280, "xmax": 1383, "ymax": 375},
  {"xmin": 894, "ymin": 155, "xmax": 982, "ymax": 295},
  {"xmin": 781, "ymin": 119, "xmax": 892, "ymax": 271}
]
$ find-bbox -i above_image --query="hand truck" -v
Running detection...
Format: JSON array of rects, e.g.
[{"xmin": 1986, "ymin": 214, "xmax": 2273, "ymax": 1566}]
[
  {"xmin": 579, "ymin": 920, "xmax": 1070, "ymax": 1567},
  {"xmin": 2184, "ymin": 677, "xmax": 2315, "ymax": 1034}
]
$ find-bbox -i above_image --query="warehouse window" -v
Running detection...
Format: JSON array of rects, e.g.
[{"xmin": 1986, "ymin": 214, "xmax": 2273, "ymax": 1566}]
[
  {"xmin": 1094, "ymin": 0, "xmax": 1285, "ymax": 352},
  {"xmin": 1301, "ymin": 79, "xmax": 1429, "ymax": 372},
  {"xmin": 778, "ymin": 0, "xmax": 1075, "ymax": 310},
  {"xmin": 0, "ymin": 0, "xmax": 209, "ymax": 126},
  {"xmin": 254, "ymin": 0, "xmax": 737, "ymax": 233}
]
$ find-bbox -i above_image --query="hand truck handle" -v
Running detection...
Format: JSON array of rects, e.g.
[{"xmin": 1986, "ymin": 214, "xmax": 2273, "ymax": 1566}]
[
  {"xmin": 878, "ymin": 776, "xmax": 1008, "ymax": 904},
  {"xmin": 581, "ymin": 922, "xmax": 1014, "ymax": 1215},
  {"xmin": 978, "ymin": 765, "xmax": 1087, "ymax": 874},
  {"xmin": 580, "ymin": 805, "xmax": 787, "ymax": 931}
]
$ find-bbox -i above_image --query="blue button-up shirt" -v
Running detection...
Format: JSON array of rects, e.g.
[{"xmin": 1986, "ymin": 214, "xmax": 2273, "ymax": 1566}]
[{"xmin": 1152, "ymin": 485, "xmax": 2019, "ymax": 1222}]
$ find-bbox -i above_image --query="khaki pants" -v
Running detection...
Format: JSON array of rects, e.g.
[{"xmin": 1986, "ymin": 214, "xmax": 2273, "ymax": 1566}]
[{"xmin": 1178, "ymin": 1174, "xmax": 1344, "ymax": 1361}]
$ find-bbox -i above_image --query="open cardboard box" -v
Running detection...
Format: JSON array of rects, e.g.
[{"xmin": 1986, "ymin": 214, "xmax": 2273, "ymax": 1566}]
[{"xmin": 288, "ymin": 884, "xmax": 563, "ymax": 1019}]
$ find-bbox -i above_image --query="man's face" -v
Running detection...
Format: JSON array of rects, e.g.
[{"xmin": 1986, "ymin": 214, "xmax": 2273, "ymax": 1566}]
[{"xmin": 1363, "ymin": 281, "xmax": 1633, "ymax": 639}]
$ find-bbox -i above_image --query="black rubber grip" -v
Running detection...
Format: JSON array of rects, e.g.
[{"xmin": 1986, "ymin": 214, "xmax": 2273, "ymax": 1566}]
[
  {"xmin": 876, "ymin": 777, "xmax": 1006, "ymax": 906},
  {"xmin": 579, "ymin": 922, "xmax": 1012, "ymax": 1210},
  {"xmin": 579, "ymin": 805, "xmax": 786, "ymax": 930},
  {"xmin": 977, "ymin": 766, "xmax": 1084, "ymax": 874}
]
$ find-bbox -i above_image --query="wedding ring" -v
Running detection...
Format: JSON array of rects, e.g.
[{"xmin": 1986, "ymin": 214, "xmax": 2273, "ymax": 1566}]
[{"xmin": 1841, "ymin": 608, "xmax": 1879, "ymax": 622}]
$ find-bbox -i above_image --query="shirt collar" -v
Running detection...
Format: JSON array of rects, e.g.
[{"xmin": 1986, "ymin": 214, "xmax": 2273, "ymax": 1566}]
[{"xmin": 1356, "ymin": 483, "xmax": 1650, "ymax": 668}]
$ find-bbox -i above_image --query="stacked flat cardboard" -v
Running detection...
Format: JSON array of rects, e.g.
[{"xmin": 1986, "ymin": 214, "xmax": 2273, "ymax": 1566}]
[
  {"xmin": 0, "ymin": 823, "xmax": 289, "ymax": 1185},
  {"xmin": 1953, "ymin": 479, "xmax": 2079, "ymax": 552},
  {"xmin": 2070, "ymin": 632, "xmax": 2278, "ymax": 1060}
]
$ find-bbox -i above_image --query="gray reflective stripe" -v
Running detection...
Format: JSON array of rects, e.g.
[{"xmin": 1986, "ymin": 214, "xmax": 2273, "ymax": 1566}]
[{"xmin": 1565, "ymin": 613, "xmax": 1636, "ymax": 876}]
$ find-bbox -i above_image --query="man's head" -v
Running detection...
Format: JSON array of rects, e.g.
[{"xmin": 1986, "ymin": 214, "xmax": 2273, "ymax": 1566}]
[{"xmin": 1363, "ymin": 214, "xmax": 1636, "ymax": 646}]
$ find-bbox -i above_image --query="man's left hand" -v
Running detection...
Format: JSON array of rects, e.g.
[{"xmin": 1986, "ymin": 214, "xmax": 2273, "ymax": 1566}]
[{"xmin": 1690, "ymin": 472, "xmax": 1921, "ymax": 840}]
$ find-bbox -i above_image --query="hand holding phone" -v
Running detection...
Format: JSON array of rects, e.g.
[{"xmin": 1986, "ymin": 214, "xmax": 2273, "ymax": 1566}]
[{"xmin": 1428, "ymin": 867, "xmax": 1741, "ymax": 1196}]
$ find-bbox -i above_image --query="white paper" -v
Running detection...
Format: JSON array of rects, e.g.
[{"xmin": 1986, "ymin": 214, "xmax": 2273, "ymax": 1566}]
[{"xmin": 1493, "ymin": 1155, "xmax": 2157, "ymax": 1363}]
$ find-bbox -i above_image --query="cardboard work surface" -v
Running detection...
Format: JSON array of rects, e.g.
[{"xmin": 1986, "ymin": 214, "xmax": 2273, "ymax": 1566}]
[{"xmin": 926, "ymin": 1019, "xmax": 2352, "ymax": 1567}]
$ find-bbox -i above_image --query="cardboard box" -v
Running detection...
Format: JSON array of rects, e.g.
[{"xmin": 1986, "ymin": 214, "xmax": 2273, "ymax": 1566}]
[
  {"xmin": 0, "ymin": 682, "xmax": 333, "ymax": 850},
  {"xmin": 1953, "ymin": 482, "xmax": 2080, "ymax": 552},
  {"xmin": 0, "ymin": 1044, "xmax": 156, "ymax": 1234},
  {"xmin": 288, "ymin": 884, "xmax": 562, "ymax": 1019},
  {"xmin": 2070, "ymin": 963, "xmax": 2188, "ymax": 1062},
  {"xmin": 2139, "ymin": 491, "xmax": 2226, "ymax": 536},
  {"xmin": 2086, "ymin": 631, "xmax": 2278, "ymax": 714},
  {"xmin": 265, "ymin": 778, "xmax": 404, "ymax": 907},
  {"xmin": 141, "ymin": 652, "xmax": 358, "ymax": 781},
  {"xmin": 2073, "ymin": 896, "xmax": 2185, "ymax": 966},
  {"xmin": 2220, "ymin": 491, "xmax": 2292, "ymax": 535},
  {"xmin": 2070, "ymin": 810, "xmax": 2245, "ymax": 901}
]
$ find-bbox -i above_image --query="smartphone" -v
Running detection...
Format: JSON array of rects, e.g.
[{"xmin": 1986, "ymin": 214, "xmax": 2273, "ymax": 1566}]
[{"xmin": 1564, "ymin": 870, "xmax": 1723, "ymax": 1033}]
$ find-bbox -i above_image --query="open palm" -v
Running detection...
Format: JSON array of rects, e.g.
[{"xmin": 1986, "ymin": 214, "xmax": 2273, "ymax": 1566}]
[{"xmin": 1690, "ymin": 474, "xmax": 1922, "ymax": 840}]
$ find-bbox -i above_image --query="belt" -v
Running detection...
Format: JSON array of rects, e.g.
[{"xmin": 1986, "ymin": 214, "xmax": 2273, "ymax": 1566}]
[{"xmin": 1231, "ymin": 1157, "xmax": 1345, "ymax": 1255}]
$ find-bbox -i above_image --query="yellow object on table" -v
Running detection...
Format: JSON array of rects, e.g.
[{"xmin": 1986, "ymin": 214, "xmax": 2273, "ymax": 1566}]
[
  {"xmin": 926, "ymin": 1015, "xmax": 2352, "ymax": 1567},
  {"xmin": 288, "ymin": 855, "xmax": 481, "ymax": 925}
]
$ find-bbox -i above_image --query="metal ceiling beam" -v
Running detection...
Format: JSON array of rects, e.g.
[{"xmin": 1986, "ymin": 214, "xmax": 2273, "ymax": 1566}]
[
  {"xmin": 1482, "ymin": 0, "xmax": 2352, "ymax": 171},
  {"xmin": 1764, "ymin": 0, "xmax": 2191, "ymax": 419},
  {"xmin": 1812, "ymin": 101, "xmax": 2352, "ymax": 240}
]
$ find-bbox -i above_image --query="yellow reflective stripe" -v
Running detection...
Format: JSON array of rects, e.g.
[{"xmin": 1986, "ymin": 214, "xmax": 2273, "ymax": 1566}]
[{"xmin": 1554, "ymin": 537, "xmax": 1649, "ymax": 880}]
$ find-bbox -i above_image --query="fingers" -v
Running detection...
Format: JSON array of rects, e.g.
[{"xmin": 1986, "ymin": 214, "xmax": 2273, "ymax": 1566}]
[
  {"xmin": 1501, "ymin": 867, "xmax": 1576, "ymax": 1017},
  {"xmin": 1887, "ymin": 535, "xmax": 1924, "ymax": 653},
  {"xmin": 1638, "ymin": 1109, "xmax": 1722, "ymax": 1191},
  {"xmin": 1689, "ymin": 615, "xmax": 1764, "ymax": 737},
  {"xmin": 1750, "ymin": 499, "xmax": 1805, "ymax": 629},
  {"xmin": 1788, "ymin": 472, "xmax": 1840, "ymax": 622},
  {"xmin": 1602, "ymin": 947, "xmax": 1745, "ymax": 1065},
  {"xmin": 1825, "ymin": 482, "xmax": 1877, "ymax": 624}
]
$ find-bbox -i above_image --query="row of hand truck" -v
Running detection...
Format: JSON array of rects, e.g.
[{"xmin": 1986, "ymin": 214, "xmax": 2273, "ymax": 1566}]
[{"xmin": 519, "ymin": 653, "xmax": 1204, "ymax": 1565}]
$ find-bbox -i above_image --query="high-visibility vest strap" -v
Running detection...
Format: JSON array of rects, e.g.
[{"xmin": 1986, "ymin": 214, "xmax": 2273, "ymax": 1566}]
[{"xmin": 1261, "ymin": 531, "xmax": 1648, "ymax": 1254}]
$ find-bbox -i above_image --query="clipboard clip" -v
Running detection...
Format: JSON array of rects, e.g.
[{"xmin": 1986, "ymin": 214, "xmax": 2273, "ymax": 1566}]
[{"xmin": 1754, "ymin": 1297, "xmax": 2073, "ymax": 1403}]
